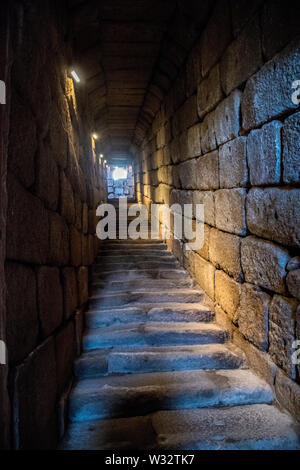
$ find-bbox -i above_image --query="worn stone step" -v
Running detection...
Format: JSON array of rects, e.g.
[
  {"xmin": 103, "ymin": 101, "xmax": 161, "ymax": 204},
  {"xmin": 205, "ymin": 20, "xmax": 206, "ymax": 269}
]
[
  {"xmin": 88, "ymin": 289, "xmax": 204, "ymax": 309},
  {"xmin": 69, "ymin": 369, "xmax": 273, "ymax": 422},
  {"xmin": 91, "ymin": 278, "xmax": 195, "ymax": 291},
  {"xmin": 82, "ymin": 322, "xmax": 228, "ymax": 350},
  {"xmin": 94, "ymin": 261, "xmax": 179, "ymax": 272},
  {"xmin": 74, "ymin": 344, "xmax": 247, "ymax": 378},
  {"xmin": 60, "ymin": 404, "xmax": 300, "ymax": 450},
  {"xmin": 92, "ymin": 269, "xmax": 189, "ymax": 282},
  {"xmin": 101, "ymin": 240, "xmax": 165, "ymax": 246},
  {"xmin": 97, "ymin": 252, "xmax": 173, "ymax": 260},
  {"xmin": 86, "ymin": 303, "xmax": 215, "ymax": 327}
]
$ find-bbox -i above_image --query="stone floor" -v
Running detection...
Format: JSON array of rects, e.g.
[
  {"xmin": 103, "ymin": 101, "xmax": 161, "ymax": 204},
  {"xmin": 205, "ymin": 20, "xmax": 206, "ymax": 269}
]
[{"xmin": 61, "ymin": 236, "xmax": 300, "ymax": 450}]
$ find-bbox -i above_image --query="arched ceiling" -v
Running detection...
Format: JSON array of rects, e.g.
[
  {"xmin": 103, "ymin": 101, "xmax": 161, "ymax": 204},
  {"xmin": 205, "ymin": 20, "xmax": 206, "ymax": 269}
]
[{"xmin": 68, "ymin": 0, "xmax": 214, "ymax": 162}]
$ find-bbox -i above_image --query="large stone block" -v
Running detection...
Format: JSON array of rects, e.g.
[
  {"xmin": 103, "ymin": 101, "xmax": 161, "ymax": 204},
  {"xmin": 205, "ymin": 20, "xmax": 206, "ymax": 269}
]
[
  {"xmin": 12, "ymin": 337, "xmax": 58, "ymax": 449},
  {"xmin": 195, "ymin": 151, "xmax": 219, "ymax": 190},
  {"xmin": 55, "ymin": 321, "xmax": 76, "ymax": 396},
  {"xmin": 246, "ymin": 188, "xmax": 300, "ymax": 247},
  {"xmin": 286, "ymin": 269, "xmax": 300, "ymax": 301},
  {"xmin": 247, "ymin": 121, "xmax": 282, "ymax": 185},
  {"xmin": 193, "ymin": 253, "xmax": 215, "ymax": 300},
  {"xmin": 237, "ymin": 283, "xmax": 270, "ymax": 351},
  {"xmin": 200, "ymin": 0, "xmax": 231, "ymax": 77},
  {"xmin": 49, "ymin": 212, "xmax": 69, "ymax": 266},
  {"xmin": 269, "ymin": 295, "xmax": 298, "ymax": 378},
  {"xmin": 220, "ymin": 17, "xmax": 262, "ymax": 95},
  {"xmin": 178, "ymin": 159, "xmax": 197, "ymax": 189},
  {"xmin": 241, "ymin": 236, "xmax": 290, "ymax": 294},
  {"xmin": 193, "ymin": 191, "xmax": 215, "ymax": 226},
  {"xmin": 60, "ymin": 171, "xmax": 75, "ymax": 225},
  {"xmin": 8, "ymin": 91, "xmax": 37, "ymax": 188},
  {"xmin": 6, "ymin": 262, "xmax": 39, "ymax": 364},
  {"xmin": 6, "ymin": 173, "xmax": 49, "ymax": 264},
  {"xmin": 62, "ymin": 268, "xmax": 78, "ymax": 320},
  {"xmin": 214, "ymin": 90, "xmax": 242, "ymax": 146},
  {"xmin": 70, "ymin": 227, "xmax": 82, "ymax": 267},
  {"xmin": 74, "ymin": 196, "xmax": 82, "ymax": 231},
  {"xmin": 219, "ymin": 137, "xmax": 248, "ymax": 188},
  {"xmin": 37, "ymin": 267, "xmax": 63, "ymax": 338},
  {"xmin": 77, "ymin": 266, "xmax": 89, "ymax": 306},
  {"xmin": 200, "ymin": 112, "xmax": 216, "ymax": 154},
  {"xmin": 35, "ymin": 143, "xmax": 59, "ymax": 211},
  {"xmin": 230, "ymin": 0, "xmax": 264, "ymax": 37},
  {"xmin": 242, "ymin": 39, "xmax": 300, "ymax": 130},
  {"xmin": 215, "ymin": 270, "xmax": 241, "ymax": 322},
  {"xmin": 48, "ymin": 103, "xmax": 68, "ymax": 169},
  {"xmin": 209, "ymin": 228, "xmax": 242, "ymax": 280},
  {"xmin": 197, "ymin": 64, "xmax": 223, "ymax": 119},
  {"xmin": 215, "ymin": 189, "xmax": 247, "ymax": 236},
  {"xmin": 261, "ymin": 0, "xmax": 300, "ymax": 60},
  {"xmin": 187, "ymin": 124, "xmax": 201, "ymax": 158},
  {"xmin": 282, "ymin": 112, "xmax": 300, "ymax": 184}
]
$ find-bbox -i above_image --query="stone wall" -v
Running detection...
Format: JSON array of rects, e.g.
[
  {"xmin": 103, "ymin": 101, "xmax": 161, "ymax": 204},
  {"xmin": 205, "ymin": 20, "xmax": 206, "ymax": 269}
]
[
  {"xmin": 4, "ymin": 1, "xmax": 106, "ymax": 448},
  {"xmin": 134, "ymin": 0, "xmax": 300, "ymax": 419}
]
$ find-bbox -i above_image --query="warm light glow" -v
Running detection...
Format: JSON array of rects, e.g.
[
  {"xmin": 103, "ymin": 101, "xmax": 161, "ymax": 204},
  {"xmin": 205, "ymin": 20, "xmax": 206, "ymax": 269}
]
[
  {"xmin": 104, "ymin": 160, "xmax": 107, "ymax": 165},
  {"xmin": 93, "ymin": 134, "xmax": 98, "ymax": 140},
  {"xmin": 71, "ymin": 70, "xmax": 80, "ymax": 83},
  {"xmin": 100, "ymin": 154, "xmax": 104, "ymax": 159}
]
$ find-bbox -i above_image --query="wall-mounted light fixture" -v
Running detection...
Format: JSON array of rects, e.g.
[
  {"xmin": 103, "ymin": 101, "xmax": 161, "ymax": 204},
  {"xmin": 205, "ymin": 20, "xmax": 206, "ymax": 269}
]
[
  {"xmin": 93, "ymin": 133, "xmax": 98, "ymax": 140},
  {"xmin": 71, "ymin": 70, "xmax": 81, "ymax": 83},
  {"xmin": 100, "ymin": 154, "xmax": 104, "ymax": 159}
]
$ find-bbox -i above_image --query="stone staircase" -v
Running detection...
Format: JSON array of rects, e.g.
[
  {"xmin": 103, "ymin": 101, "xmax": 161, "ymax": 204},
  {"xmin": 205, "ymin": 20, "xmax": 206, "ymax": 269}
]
[{"xmin": 61, "ymin": 232, "xmax": 300, "ymax": 449}]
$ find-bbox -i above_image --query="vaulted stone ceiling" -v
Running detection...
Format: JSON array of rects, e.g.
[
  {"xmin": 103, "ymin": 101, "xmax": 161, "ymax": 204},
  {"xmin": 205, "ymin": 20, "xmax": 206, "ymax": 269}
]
[{"xmin": 68, "ymin": 0, "xmax": 214, "ymax": 162}]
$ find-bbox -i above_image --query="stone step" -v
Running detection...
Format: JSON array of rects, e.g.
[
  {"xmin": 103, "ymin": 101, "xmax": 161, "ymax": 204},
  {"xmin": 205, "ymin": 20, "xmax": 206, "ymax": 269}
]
[
  {"xmin": 91, "ymin": 278, "xmax": 195, "ymax": 291},
  {"xmin": 101, "ymin": 240, "xmax": 165, "ymax": 246},
  {"xmin": 97, "ymin": 252, "xmax": 173, "ymax": 260},
  {"xmin": 85, "ymin": 303, "xmax": 215, "ymax": 327},
  {"xmin": 94, "ymin": 261, "xmax": 179, "ymax": 272},
  {"xmin": 61, "ymin": 404, "xmax": 300, "ymax": 450},
  {"xmin": 82, "ymin": 322, "xmax": 228, "ymax": 350},
  {"xmin": 74, "ymin": 344, "xmax": 247, "ymax": 378},
  {"xmin": 68, "ymin": 369, "xmax": 274, "ymax": 422},
  {"xmin": 92, "ymin": 269, "xmax": 189, "ymax": 282},
  {"xmin": 88, "ymin": 289, "xmax": 205, "ymax": 309}
]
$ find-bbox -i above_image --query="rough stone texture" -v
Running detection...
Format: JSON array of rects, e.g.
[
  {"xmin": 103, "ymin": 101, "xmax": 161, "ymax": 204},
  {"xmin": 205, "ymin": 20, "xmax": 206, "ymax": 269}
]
[
  {"xmin": 242, "ymin": 39, "xmax": 300, "ymax": 130},
  {"xmin": 219, "ymin": 137, "xmax": 248, "ymax": 188},
  {"xmin": 215, "ymin": 189, "xmax": 247, "ymax": 236},
  {"xmin": 286, "ymin": 270, "xmax": 300, "ymax": 301},
  {"xmin": 195, "ymin": 151, "xmax": 219, "ymax": 190},
  {"xmin": 197, "ymin": 64, "xmax": 223, "ymax": 119},
  {"xmin": 214, "ymin": 90, "xmax": 241, "ymax": 146},
  {"xmin": 220, "ymin": 17, "xmax": 262, "ymax": 95},
  {"xmin": 35, "ymin": 143, "xmax": 59, "ymax": 210},
  {"xmin": 187, "ymin": 124, "xmax": 201, "ymax": 158},
  {"xmin": 247, "ymin": 121, "xmax": 282, "ymax": 186},
  {"xmin": 12, "ymin": 338, "xmax": 58, "ymax": 449},
  {"xmin": 282, "ymin": 112, "xmax": 300, "ymax": 184},
  {"xmin": 62, "ymin": 268, "xmax": 78, "ymax": 320},
  {"xmin": 215, "ymin": 270, "xmax": 241, "ymax": 322},
  {"xmin": 55, "ymin": 322, "xmax": 76, "ymax": 396},
  {"xmin": 261, "ymin": 0, "xmax": 300, "ymax": 60},
  {"xmin": 193, "ymin": 253, "xmax": 215, "ymax": 300},
  {"xmin": 178, "ymin": 159, "xmax": 197, "ymax": 190},
  {"xmin": 238, "ymin": 283, "xmax": 270, "ymax": 351},
  {"xmin": 200, "ymin": 0, "xmax": 231, "ymax": 77},
  {"xmin": 246, "ymin": 188, "xmax": 300, "ymax": 247},
  {"xmin": 275, "ymin": 369, "xmax": 300, "ymax": 423},
  {"xmin": 70, "ymin": 227, "xmax": 82, "ymax": 267},
  {"xmin": 78, "ymin": 266, "xmax": 89, "ymax": 306},
  {"xmin": 8, "ymin": 91, "xmax": 37, "ymax": 188},
  {"xmin": 193, "ymin": 191, "xmax": 215, "ymax": 227},
  {"xmin": 241, "ymin": 236, "xmax": 290, "ymax": 295},
  {"xmin": 49, "ymin": 212, "xmax": 70, "ymax": 266},
  {"xmin": 6, "ymin": 173, "xmax": 49, "ymax": 264},
  {"xmin": 6, "ymin": 262, "xmax": 39, "ymax": 364},
  {"xmin": 60, "ymin": 171, "xmax": 75, "ymax": 225},
  {"xmin": 37, "ymin": 267, "xmax": 63, "ymax": 338},
  {"xmin": 209, "ymin": 228, "xmax": 242, "ymax": 280},
  {"xmin": 200, "ymin": 112, "xmax": 216, "ymax": 154},
  {"xmin": 269, "ymin": 295, "xmax": 298, "ymax": 378},
  {"xmin": 287, "ymin": 257, "xmax": 300, "ymax": 272}
]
